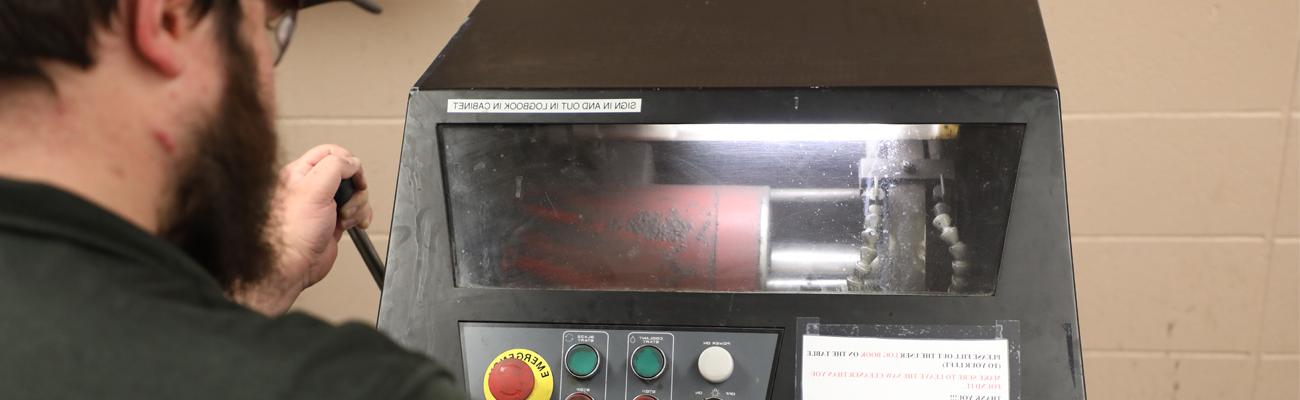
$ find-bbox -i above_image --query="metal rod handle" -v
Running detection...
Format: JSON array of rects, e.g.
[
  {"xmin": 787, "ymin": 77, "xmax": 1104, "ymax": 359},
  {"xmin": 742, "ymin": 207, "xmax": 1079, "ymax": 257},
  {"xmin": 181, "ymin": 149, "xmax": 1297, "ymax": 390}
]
[
  {"xmin": 347, "ymin": 227, "xmax": 385, "ymax": 288},
  {"xmin": 335, "ymin": 178, "xmax": 386, "ymax": 289}
]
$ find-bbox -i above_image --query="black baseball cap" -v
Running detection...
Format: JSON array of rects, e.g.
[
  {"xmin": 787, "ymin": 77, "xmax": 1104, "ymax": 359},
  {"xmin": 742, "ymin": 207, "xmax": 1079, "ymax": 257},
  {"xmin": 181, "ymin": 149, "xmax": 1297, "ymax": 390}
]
[{"xmin": 301, "ymin": 0, "xmax": 383, "ymax": 14}]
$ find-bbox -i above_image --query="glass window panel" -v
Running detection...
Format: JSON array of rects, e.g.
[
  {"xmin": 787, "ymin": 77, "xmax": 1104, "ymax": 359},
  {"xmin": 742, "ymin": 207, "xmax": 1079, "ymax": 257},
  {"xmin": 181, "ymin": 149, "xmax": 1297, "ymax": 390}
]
[{"xmin": 439, "ymin": 124, "xmax": 1024, "ymax": 295}]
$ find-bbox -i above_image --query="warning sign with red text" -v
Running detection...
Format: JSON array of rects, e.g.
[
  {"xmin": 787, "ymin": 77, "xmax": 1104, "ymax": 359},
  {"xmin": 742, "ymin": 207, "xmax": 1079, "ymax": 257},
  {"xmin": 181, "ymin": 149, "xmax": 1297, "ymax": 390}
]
[{"xmin": 802, "ymin": 335, "xmax": 1010, "ymax": 400}]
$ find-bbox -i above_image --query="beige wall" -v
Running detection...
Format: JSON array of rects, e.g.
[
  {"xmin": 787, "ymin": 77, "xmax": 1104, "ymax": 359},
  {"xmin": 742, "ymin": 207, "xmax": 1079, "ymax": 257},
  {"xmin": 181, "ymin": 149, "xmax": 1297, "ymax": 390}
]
[{"xmin": 280, "ymin": 1, "xmax": 1300, "ymax": 398}]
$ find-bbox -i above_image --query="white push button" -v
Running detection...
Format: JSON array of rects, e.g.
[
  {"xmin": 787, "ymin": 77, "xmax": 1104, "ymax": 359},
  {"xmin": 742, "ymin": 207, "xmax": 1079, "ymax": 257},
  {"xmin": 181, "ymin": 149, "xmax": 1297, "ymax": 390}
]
[{"xmin": 697, "ymin": 346, "xmax": 734, "ymax": 383}]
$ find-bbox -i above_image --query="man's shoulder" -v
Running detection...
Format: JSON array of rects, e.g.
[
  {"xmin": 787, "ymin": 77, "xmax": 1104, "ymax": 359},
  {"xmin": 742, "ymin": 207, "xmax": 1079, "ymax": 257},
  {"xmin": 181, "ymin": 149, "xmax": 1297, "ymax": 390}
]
[
  {"xmin": 221, "ymin": 313, "xmax": 466, "ymax": 400},
  {"xmin": 2, "ymin": 282, "xmax": 463, "ymax": 399},
  {"xmin": 265, "ymin": 315, "xmax": 466, "ymax": 399},
  {"xmin": 0, "ymin": 232, "xmax": 463, "ymax": 399}
]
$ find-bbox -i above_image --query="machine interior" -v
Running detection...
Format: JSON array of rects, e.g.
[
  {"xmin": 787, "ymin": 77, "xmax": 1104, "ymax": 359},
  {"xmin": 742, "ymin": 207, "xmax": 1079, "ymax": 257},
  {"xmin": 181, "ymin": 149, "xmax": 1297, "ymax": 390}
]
[{"xmin": 439, "ymin": 123, "xmax": 1025, "ymax": 295}]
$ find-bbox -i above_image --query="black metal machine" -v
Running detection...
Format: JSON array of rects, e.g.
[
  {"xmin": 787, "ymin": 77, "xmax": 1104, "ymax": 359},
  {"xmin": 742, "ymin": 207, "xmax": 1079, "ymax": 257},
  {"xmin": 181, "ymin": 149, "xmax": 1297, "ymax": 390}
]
[{"xmin": 377, "ymin": 0, "xmax": 1085, "ymax": 399}]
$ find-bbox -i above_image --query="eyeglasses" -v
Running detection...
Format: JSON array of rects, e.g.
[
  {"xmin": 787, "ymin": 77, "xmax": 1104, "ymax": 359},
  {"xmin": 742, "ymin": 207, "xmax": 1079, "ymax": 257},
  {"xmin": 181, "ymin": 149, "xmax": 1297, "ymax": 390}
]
[{"xmin": 266, "ymin": 0, "xmax": 299, "ymax": 66}]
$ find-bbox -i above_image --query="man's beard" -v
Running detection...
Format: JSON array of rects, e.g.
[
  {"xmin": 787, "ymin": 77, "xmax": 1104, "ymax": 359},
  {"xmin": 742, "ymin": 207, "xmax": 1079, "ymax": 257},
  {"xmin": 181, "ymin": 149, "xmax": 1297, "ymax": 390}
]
[{"xmin": 158, "ymin": 27, "xmax": 280, "ymax": 293}]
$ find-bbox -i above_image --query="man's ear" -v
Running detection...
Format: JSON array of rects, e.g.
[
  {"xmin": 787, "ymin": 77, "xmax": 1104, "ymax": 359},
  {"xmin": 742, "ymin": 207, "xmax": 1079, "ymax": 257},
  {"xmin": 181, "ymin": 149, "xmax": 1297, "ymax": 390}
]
[{"xmin": 130, "ymin": 0, "xmax": 195, "ymax": 77}]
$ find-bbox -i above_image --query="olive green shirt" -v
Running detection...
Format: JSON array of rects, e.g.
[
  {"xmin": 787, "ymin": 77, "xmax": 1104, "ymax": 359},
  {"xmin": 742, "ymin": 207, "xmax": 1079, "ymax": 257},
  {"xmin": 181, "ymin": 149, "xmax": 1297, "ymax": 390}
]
[{"xmin": 0, "ymin": 178, "xmax": 467, "ymax": 400}]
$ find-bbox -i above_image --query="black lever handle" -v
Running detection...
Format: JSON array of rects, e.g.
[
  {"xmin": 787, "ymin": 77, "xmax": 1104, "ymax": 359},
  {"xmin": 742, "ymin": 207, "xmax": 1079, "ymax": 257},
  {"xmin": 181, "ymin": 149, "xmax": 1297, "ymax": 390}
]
[{"xmin": 335, "ymin": 178, "xmax": 385, "ymax": 288}]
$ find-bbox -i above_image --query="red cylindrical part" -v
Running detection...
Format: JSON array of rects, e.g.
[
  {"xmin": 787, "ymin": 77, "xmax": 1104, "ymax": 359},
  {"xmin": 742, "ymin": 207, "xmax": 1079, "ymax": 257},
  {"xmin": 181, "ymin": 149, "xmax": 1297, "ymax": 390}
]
[{"xmin": 502, "ymin": 185, "xmax": 768, "ymax": 291}]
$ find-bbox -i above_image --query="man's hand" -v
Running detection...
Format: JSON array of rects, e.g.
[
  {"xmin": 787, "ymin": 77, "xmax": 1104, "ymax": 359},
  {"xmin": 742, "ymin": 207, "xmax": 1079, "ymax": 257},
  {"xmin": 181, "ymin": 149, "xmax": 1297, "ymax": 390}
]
[{"xmin": 235, "ymin": 144, "xmax": 374, "ymax": 315}]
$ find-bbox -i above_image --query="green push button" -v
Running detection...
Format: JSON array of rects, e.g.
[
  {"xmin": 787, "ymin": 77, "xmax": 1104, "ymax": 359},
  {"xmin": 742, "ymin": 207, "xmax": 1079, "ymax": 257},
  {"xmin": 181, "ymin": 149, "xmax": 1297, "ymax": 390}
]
[
  {"xmin": 565, "ymin": 344, "xmax": 600, "ymax": 379},
  {"xmin": 630, "ymin": 345, "xmax": 666, "ymax": 380}
]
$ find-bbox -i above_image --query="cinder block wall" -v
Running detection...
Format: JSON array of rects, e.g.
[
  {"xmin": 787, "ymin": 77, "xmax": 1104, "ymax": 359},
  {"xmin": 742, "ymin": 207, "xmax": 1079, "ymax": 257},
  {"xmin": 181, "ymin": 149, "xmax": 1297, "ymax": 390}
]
[{"xmin": 280, "ymin": 1, "xmax": 1300, "ymax": 398}]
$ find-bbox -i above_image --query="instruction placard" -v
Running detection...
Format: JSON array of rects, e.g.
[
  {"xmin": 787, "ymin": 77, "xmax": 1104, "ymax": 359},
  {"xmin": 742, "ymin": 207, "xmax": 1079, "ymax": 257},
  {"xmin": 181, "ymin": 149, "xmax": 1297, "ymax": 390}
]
[
  {"xmin": 447, "ymin": 98, "xmax": 642, "ymax": 113},
  {"xmin": 802, "ymin": 335, "xmax": 1010, "ymax": 400}
]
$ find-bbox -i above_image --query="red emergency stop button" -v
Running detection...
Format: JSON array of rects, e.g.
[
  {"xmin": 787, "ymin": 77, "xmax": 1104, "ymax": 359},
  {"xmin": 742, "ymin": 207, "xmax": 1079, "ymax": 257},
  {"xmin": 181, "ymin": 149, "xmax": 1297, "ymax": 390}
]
[{"xmin": 488, "ymin": 358, "xmax": 535, "ymax": 400}]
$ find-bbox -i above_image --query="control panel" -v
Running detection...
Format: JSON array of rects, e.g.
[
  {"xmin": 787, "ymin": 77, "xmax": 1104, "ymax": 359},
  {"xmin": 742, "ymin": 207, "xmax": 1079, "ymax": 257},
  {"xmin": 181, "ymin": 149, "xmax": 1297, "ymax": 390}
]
[{"xmin": 462, "ymin": 323, "xmax": 779, "ymax": 400}]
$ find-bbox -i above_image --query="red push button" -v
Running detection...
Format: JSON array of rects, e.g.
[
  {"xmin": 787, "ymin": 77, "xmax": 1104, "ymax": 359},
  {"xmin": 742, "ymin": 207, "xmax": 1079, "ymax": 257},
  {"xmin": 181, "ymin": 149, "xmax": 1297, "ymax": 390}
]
[
  {"xmin": 487, "ymin": 358, "xmax": 535, "ymax": 400},
  {"xmin": 633, "ymin": 395, "xmax": 658, "ymax": 400},
  {"xmin": 565, "ymin": 393, "xmax": 594, "ymax": 400}
]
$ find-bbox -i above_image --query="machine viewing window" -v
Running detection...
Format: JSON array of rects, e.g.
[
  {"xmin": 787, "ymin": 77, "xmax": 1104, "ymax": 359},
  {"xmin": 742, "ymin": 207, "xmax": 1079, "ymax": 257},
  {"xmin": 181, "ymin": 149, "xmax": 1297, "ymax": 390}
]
[{"xmin": 440, "ymin": 124, "xmax": 1024, "ymax": 295}]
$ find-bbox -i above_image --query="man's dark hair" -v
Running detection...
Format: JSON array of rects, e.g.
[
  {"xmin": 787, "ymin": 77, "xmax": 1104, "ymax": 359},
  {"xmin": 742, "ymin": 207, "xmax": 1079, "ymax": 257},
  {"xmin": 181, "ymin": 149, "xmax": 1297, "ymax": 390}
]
[
  {"xmin": 1, "ymin": 0, "xmax": 274, "ymax": 292},
  {"xmin": 0, "ymin": 0, "xmax": 236, "ymax": 83}
]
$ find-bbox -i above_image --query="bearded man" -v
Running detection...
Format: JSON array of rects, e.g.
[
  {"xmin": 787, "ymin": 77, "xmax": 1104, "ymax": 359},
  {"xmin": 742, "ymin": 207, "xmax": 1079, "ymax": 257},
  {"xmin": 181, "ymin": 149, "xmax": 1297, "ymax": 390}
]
[{"xmin": 0, "ymin": 1, "xmax": 465, "ymax": 398}]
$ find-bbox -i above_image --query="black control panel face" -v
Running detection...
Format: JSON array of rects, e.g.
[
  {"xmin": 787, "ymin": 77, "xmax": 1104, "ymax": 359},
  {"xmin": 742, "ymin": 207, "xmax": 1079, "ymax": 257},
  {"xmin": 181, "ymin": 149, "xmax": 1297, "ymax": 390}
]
[{"xmin": 462, "ymin": 323, "xmax": 779, "ymax": 400}]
